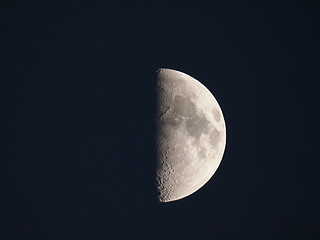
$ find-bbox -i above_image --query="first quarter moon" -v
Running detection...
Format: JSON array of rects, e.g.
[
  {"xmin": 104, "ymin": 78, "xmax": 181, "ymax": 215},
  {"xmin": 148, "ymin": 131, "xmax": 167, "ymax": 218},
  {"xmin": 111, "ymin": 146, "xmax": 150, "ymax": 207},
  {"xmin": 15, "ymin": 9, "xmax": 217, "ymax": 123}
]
[{"xmin": 155, "ymin": 68, "xmax": 226, "ymax": 202}]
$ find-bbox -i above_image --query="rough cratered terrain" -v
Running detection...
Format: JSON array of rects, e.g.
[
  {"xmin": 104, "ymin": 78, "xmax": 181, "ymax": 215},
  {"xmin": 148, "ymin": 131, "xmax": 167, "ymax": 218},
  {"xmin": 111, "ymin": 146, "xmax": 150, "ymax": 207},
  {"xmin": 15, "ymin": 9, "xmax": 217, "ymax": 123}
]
[{"xmin": 155, "ymin": 68, "xmax": 226, "ymax": 202}]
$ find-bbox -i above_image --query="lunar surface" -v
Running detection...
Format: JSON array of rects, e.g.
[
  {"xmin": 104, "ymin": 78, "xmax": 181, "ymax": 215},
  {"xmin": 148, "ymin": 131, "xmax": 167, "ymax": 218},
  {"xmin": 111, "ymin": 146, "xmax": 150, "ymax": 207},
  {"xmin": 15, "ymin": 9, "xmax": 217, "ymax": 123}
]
[{"xmin": 155, "ymin": 68, "xmax": 226, "ymax": 202}]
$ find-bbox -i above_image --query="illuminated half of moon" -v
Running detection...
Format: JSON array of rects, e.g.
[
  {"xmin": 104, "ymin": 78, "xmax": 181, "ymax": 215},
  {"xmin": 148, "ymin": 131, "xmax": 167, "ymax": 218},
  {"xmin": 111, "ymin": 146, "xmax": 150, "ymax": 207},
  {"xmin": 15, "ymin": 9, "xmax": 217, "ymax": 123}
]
[{"xmin": 155, "ymin": 68, "xmax": 226, "ymax": 202}]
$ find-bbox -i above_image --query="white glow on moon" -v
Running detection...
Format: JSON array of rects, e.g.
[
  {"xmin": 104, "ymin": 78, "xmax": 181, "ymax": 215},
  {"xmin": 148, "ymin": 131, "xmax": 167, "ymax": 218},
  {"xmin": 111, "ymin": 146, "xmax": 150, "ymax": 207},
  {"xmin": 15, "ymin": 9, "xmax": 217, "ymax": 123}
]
[{"xmin": 155, "ymin": 68, "xmax": 226, "ymax": 202}]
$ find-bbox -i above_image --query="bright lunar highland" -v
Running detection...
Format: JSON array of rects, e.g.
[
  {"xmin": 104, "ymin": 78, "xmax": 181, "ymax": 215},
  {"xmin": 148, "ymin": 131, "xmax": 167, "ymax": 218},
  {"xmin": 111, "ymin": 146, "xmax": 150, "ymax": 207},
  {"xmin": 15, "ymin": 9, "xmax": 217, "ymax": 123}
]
[{"xmin": 155, "ymin": 68, "xmax": 226, "ymax": 202}]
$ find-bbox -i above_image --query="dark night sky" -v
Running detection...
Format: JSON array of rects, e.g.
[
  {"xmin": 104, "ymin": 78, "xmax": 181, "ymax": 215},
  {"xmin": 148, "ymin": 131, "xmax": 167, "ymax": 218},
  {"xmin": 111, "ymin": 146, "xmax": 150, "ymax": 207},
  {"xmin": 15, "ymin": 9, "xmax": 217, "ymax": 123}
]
[{"xmin": 2, "ymin": 1, "xmax": 320, "ymax": 239}]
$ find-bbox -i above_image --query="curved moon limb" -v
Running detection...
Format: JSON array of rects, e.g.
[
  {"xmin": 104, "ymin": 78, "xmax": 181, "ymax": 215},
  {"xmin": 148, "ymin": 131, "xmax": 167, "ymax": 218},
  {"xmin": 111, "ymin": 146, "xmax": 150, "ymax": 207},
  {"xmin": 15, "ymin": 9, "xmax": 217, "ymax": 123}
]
[{"xmin": 155, "ymin": 68, "xmax": 226, "ymax": 202}]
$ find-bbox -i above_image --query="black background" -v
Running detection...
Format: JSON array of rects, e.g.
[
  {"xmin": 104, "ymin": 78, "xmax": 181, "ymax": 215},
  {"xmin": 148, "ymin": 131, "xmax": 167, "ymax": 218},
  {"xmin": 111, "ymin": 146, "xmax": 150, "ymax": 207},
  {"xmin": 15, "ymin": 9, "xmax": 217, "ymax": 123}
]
[{"xmin": 2, "ymin": 1, "xmax": 320, "ymax": 239}]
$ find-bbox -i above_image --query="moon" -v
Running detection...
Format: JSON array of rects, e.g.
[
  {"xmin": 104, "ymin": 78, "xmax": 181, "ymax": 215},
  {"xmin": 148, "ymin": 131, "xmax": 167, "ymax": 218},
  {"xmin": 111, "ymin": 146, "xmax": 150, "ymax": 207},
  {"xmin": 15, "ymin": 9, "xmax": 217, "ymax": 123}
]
[{"xmin": 155, "ymin": 68, "xmax": 226, "ymax": 202}]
